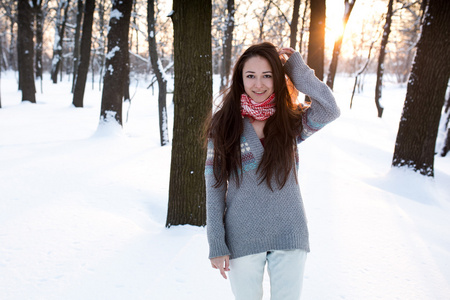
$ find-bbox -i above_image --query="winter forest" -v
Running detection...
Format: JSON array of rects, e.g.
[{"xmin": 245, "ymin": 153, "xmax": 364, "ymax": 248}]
[{"xmin": 1, "ymin": 0, "xmax": 450, "ymax": 299}]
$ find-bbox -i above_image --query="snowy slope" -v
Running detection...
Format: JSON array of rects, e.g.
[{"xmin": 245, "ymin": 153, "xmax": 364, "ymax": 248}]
[{"xmin": 0, "ymin": 72, "xmax": 449, "ymax": 300}]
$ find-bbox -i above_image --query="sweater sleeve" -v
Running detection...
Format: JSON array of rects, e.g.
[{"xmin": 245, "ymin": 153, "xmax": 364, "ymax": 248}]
[
  {"xmin": 205, "ymin": 139, "xmax": 231, "ymax": 259},
  {"xmin": 284, "ymin": 52, "xmax": 340, "ymax": 143}
]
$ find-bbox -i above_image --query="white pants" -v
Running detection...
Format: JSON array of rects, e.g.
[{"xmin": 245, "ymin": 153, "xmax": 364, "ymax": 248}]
[{"xmin": 229, "ymin": 249, "xmax": 307, "ymax": 300}]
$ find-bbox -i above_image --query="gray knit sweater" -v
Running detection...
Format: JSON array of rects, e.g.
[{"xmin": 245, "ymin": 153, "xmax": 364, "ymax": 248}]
[{"xmin": 205, "ymin": 52, "xmax": 340, "ymax": 259}]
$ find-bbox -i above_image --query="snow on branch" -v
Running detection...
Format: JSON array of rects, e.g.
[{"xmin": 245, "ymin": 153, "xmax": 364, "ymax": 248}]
[{"xmin": 110, "ymin": 9, "xmax": 123, "ymax": 20}]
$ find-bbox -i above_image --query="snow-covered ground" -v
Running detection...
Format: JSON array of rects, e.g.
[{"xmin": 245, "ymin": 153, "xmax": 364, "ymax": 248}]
[{"xmin": 0, "ymin": 72, "xmax": 449, "ymax": 300}]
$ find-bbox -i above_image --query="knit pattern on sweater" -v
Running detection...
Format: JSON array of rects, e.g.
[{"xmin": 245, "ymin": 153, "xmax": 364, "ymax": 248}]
[{"xmin": 205, "ymin": 51, "xmax": 340, "ymax": 259}]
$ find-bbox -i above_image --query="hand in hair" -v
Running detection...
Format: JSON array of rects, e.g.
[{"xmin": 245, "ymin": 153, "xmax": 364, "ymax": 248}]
[{"xmin": 278, "ymin": 47, "xmax": 295, "ymax": 65}]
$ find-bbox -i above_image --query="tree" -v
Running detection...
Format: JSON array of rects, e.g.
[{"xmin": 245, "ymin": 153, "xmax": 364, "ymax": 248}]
[
  {"xmin": 257, "ymin": 2, "xmax": 272, "ymax": 42},
  {"xmin": 326, "ymin": 0, "xmax": 356, "ymax": 90},
  {"xmin": 33, "ymin": 0, "xmax": 44, "ymax": 85},
  {"xmin": 374, "ymin": 0, "xmax": 394, "ymax": 118},
  {"xmin": 389, "ymin": 1, "xmax": 422, "ymax": 84},
  {"xmin": 219, "ymin": 0, "xmax": 235, "ymax": 92},
  {"xmin": 166, "ymin": 0, "xmax": 212, "ymax": 227},
  {"xmin": 99, "ymin": 0, "xmax": 133, "ymax": 125},
  {"xmin": 307, "ymin": 0, "xmax": 326, "ymax": 80},
  {"xmin": 18, "ymin": 0, "xmax": 36, "ymax": 103},
  {"xmin": 148, "ymin": 0, "xmax": 169, "ymax": 146},
  {"xmin": 298, "ymin": 0, "xmax": 309, "ymax": 55},
  {"xmin": 72, "ymin": 0, "xmax": 95, "ymax": 108},
  {"xmin": 94, "ymin": 0, "xmax": 109, "ymax": 88},
  {"xmin": 290, "ymin": 0, "xmax": 301, "ymax": 49},
  {"xmin": 50, "ymin": 0, "xmax": 71, "ymax": 84},
  {"xmin": 350, "ymin": 38, "xmax": 377, "ymax": 109},
  {"xmin": 71, "ymin": 0, "xmax": 83, "ymax": 93},
  {"xmin": 0, "ymin": 1, "xmax": 17, "ymax": 70},
  {"xmin": 392, "ymin": 0, "xmax": 450, "ymax": 177},
  {"xmin": 441, "ymin": 94, "xmax": 450, "ymax": 157}
]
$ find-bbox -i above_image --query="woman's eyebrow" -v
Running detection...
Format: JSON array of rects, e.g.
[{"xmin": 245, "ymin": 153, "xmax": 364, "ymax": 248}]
[{"xmin": 244, "ymin": 70, "xmax": 272, "ymax": 73}]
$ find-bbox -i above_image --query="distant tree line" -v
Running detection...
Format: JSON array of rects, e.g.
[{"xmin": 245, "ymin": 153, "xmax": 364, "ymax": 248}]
[{"xmin": 0, "ymin": 0, "xmax": 448, "ymax": 226}]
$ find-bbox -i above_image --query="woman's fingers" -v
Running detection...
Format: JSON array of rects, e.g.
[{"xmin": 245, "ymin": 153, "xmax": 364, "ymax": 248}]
[
  {"xmin": 224, "ymin": 256, "xmax": 230, "ymax": 271},
  {"xmin": 210, "ymin": 256, "xmax": 230, "ymax": 279},
  {"xmin": 219, "ymin": 264, "xmax": 228, "ymax": 279},
  {"xmin": 278, "ymin": 47, "xmax": 295, "ymax": 65},
  {"xmin": 279, "ymin": 47, "xmax": 295, "ymax": 55}
]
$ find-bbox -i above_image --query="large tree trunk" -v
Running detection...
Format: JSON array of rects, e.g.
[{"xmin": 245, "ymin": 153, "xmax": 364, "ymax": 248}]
[
  {"xmin": 307, "ymin": 0, "xmax": 326, "ymax": 80},
  {"xmin": 326, "ymin": 0, "xmax": 356, "ymax": 90},
  {"xmin": 50, "ymin": 0, "xmax": 71, "ymax": 84},
  {"xmin": 392, "ymin": 0, "xmax": 450, "ymax": 177},
  {"xmin": 33, "ymin": 0, "xmax": 43, "ymax": 82},
  {"xmin": 148, "ymin": 0, "xmax": 169, "ymax": 146},
  {"xmin": 290, "ymin": 0, "xmax": 301, "ymax": 49},
  {"xmin": 99, "ymin": 0, "xmax": 132, "ymax": 125},
  {"xmin": 441, "ymin": 93, "xmax": 450, "ymax": 157},
  {"xmin": 71, "ymin": 0, "xmax": 84, "ymax": 93},
  {"xmin": 72, "ymin": 0, "xmax": 95, "ymax": 108},
  {"xmin": 219, "ymin": 0, "xmax": 235, "ymax": 92},
  {"xmin": 18, "ymin": 0, "xmax": 36, "ymax": 103},
  {"xmin": 374, "ymin": 0, "xmax": 393, "ymax": 118},
  {"xmin": 123, "ymin": 52, "xmax": 130, "ymax": 102},
  {"xmin": 166, "ymin": 0, "xmax": 212, "ymax": 227}
]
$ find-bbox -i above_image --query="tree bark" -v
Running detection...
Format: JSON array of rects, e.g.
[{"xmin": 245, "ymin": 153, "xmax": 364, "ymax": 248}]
[
  {"xmin": 441, "ymin": 93, "xmax": 450, "ymax": 157},
  {"xmin": 33, "ymin": 0, "xmax": 43, "ymax": 82},
  {"xmin": 290, "ymin": 0, "xmax": 301, "ymax": 49},
  {"xmin": 392, "ymin": 0, "xmax": 450, "ymax": 176},
  {"xmin": 18, "ymin": 0, "xmax": 36, "ymax": 103},
  {"xmin": 166, "ymin": 0, "xmax": 212, "ymax": 227},
  {"xmin": 219, "ymin": 0, "xmax": 235, "ymax": 92},
  {"xmin": 99, "ymin": 0, "xmax": 133, "ymax": 125},
  {"xmin": 71, "ymin": 0, "xmax": 84, "ymax": 93},
  {"xmin": 97, "ymin": 0, "xmax": 107, "ymax": 88},
  {"xmin": 50, "ymin": 0, "xmax": 71, "ymax": 84},
  {"xmin": 307, "ymin": 0, "xmax": 326, "ymax": 81},
  {"xmin": 148, "ymin": 0, "xmax": 169, "ymax": 146},
  {"xmin": 123, "ymin": 52, "xmax": 130, "ymax": 102},
  {"xmin": 374, "ymin": 0, "xmax": 393, "ymax": 118},
  {"xmin": 326, "ymin": 0, "xmax": 356, "ymax": 90},
  {"xmin": 72, "ymin": 0, "xmax": 95, "ymax": 107}
]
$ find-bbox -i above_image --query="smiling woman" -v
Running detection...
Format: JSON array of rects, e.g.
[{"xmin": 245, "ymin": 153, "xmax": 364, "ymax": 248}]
[
  {"xmin": 204, "ymin": 42, "xmax": 340, "ymax": 299},
  {"xmin": 242, "ymin": 56, "xmax": 274, "ymax": 103}
]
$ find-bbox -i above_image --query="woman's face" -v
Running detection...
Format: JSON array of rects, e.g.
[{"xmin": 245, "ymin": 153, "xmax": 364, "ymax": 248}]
[{"xmin": 242, "ymin": 56, "xmax": 274, "ymax": 103}]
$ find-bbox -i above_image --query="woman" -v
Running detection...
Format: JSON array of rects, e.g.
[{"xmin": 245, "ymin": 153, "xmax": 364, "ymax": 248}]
[{"xmin": 204, "ymin": 42, "xmax": 340, "ymax": 300}]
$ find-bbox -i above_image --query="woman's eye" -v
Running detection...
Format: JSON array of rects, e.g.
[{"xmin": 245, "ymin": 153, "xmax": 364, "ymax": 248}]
[
  {"xmin": 264, "ymin": 74, "xmax": 272, "ymax": 78},
  {"xmin": 246, "ymin": 75, "xmax": 255, "ymax": 78}
]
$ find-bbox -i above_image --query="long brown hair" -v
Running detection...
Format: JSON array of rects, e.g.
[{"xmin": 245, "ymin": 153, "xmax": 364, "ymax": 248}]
[{"xmin": 206, "ymin": 42, "xmax": 304, "ymax": 190}]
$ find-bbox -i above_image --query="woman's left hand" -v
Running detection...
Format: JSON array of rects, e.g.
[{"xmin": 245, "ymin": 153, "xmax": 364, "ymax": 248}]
[
  {"xmin": 210, "ymin": 255, "xmax": 230, "ymax": 279},
  {"xmin": 278, "ymin": 47, "xmax": 295, "ymax": 65}
]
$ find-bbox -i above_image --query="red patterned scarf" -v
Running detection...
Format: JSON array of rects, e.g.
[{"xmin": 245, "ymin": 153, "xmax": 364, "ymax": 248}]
[{"xmin": 240, "ymin": 93, "xmax": 276, "ymax": 121}]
